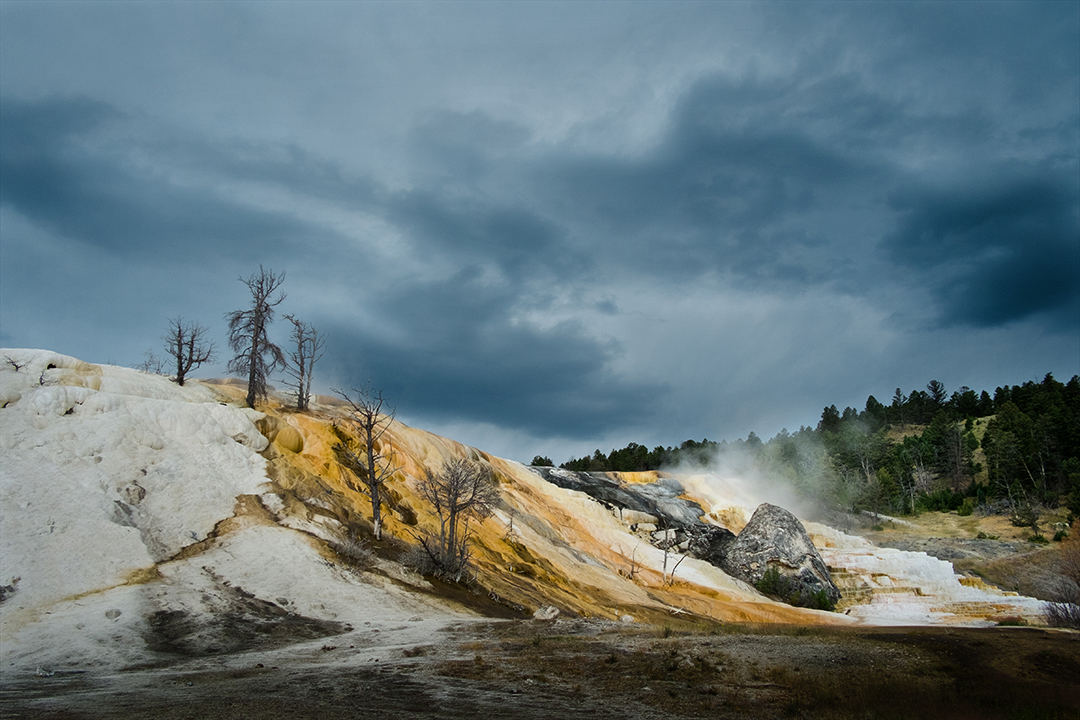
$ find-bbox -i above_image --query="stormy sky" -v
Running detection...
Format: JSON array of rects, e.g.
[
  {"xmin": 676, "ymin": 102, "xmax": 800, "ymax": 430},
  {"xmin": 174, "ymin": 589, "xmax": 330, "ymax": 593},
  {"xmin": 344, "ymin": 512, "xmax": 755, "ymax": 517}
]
[{"xmin": 2, "ymin": 1, "xmax": 1077, "ymax": 464}]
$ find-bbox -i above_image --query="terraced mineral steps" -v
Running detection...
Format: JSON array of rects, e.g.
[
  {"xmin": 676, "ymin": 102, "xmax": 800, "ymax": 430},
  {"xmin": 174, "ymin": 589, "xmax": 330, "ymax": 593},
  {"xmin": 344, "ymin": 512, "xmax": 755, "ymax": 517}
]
[
  {"xmin": 822, "ymin": 546, "xmax": 1046, "ymax": 625},
  {"xmin": 828, "ymin": 567, "xmax": 874, "ymax": 611}
]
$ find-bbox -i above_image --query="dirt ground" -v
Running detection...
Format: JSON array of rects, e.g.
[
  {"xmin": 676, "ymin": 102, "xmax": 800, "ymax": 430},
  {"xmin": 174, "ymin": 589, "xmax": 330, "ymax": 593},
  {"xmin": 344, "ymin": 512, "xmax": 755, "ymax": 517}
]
[
  {"xmin": 3, "ymin": 619, "xmax": 1078, "ymax": 720},
  {"xmin": 5, "ymin": 506, "xmax": 1077, "ymax": 720}
]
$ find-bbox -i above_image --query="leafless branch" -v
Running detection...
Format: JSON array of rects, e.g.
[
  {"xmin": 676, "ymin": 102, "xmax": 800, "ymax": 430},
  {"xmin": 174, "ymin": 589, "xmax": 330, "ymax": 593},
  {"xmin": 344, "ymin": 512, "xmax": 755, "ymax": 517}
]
[
  {"xmin": 415, "ymin": 458, "xmax": 499, "ymax": 581},
  {"xmin": 281, "ymin": 314, "xmax": 325, "ymax": 410},
  {"xmin": 163, "ymin": 317, "xmax": 215, "ymax": 386},
  {"xmin": 226, "ymin": 266, "xmax": 286, "ymax": 408},
  {"xmin": 333, "ymin": 385, "xmax": 398, "ymax": 540}
]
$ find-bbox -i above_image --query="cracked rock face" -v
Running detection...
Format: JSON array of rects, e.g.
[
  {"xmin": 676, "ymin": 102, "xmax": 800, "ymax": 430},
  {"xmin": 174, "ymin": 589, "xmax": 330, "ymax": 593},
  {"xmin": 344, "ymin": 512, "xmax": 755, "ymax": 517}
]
[{"xmin": 719, "ymin": 503, "xmax": 840, "ymax": 605}]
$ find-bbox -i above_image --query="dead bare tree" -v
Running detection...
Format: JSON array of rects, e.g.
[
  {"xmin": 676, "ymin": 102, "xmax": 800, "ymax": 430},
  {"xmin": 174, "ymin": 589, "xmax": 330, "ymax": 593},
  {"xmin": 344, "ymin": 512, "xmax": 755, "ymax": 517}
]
[
  {"xmin": 415, "ymin": 458, "xmax": 499, "ymax": 581},
  {"xmin": 624, "ymin": 545, "xmax": 640, "ymax": 581},
  {"xmin": 334, "ymin": 385, "xmax": 397, "ymax": 540},
  {"xmin": 281, "ymin": 314, "xmax": 325, "ymax": 411},
  {"xmin": 135, "ymin": 348, "xmax": 166, "ymax": 375},
  {"xmin": 163, "ymin": 317, "xmax": 215, "ymax": 386},
  {"xmin": 226, "ymin": 266, "xmax": 286, "ymax": 408},
  {"xmin": 666, "ymin": 553, "xmax": 687, "ymax": 586}
]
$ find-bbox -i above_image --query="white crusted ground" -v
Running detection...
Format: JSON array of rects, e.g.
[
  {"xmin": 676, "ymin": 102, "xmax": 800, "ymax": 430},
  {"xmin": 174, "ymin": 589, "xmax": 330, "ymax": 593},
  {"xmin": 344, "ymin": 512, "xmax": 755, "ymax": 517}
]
[
  {"xmin": 0, "ymin": 349, "xmax": 1051, "ymax": 679},
  {"xmin": 0, "ymin": 349, "xmax": 473, "ymax": 675}
]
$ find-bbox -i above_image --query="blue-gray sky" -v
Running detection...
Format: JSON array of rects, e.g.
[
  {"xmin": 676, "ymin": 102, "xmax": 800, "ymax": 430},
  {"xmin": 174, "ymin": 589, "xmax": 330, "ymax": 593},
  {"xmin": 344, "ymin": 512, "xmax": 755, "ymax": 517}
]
[{"xmin": 2, "ymin": 1, "xmax": 1077, "ymax": 463}]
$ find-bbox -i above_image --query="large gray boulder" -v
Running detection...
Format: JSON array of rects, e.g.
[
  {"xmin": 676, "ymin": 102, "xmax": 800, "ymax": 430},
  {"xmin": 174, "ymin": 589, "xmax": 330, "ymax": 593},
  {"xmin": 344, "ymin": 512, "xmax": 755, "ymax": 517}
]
[{"xmin": 719, "ymin": 503, "xmax": 840, "ymax": 608}]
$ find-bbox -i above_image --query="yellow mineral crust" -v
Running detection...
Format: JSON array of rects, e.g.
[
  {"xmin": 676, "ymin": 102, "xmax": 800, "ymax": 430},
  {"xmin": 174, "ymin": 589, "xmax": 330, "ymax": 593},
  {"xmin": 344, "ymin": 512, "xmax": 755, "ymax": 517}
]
[{"xmin": 232, "ymin": 391, "xmax": 844, "ymax": 626}]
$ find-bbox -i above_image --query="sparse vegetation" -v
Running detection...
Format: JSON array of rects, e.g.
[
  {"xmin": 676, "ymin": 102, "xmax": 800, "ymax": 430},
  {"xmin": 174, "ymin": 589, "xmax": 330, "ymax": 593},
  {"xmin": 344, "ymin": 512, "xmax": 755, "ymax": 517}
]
[
  {"xmin": 135, "ymin": 348, "xmax": 166, "ymax": 374},
  {"xmin": 1044, "ymin": 600, "xmax": 1080, "ymax": 629},
  {"xmin": 1011, "ymin": 503, "xmax": 1042, "ymax": 532},
  {"xmin": 754, "ymin": 566, "xmax": 836, "ymax": 612},
  {"xmin": 331, "ymin": 536, "xmax": 372, "ymax": 568},
  {"xmin": 1044, "ymin": 538, "xmax": 1080, "ymax": 629},
  {"xmin": 414, "ymin": 458, "xmax": 499, "ymax": 582}
]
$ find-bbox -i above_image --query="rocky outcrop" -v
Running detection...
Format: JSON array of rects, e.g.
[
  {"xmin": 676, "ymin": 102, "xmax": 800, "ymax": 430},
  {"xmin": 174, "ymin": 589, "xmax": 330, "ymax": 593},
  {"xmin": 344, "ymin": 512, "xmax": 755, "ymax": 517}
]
[
  {"xmin": 528, "ymin": 469, "xmax": 838, "ymax": 609},
  {"xmin": 682, "ymin": 524, "xmax": 738, "ymax": 565},
  {"xmin": 719, "ymin": 503, "xmax": 840, "ymax": 607},
  {"xmin": 528, "ymin": 468, "xmax": 704, "ymax": 527}
]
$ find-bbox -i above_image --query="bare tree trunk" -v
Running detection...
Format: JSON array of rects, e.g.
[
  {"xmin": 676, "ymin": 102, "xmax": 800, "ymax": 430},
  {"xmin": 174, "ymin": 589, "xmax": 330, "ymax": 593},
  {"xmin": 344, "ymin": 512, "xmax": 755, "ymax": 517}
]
[
  {"xmin": 282, "ymin": 315, "xmax": 325, "ymax": 411},
  {"xmin": 416, "ymin": 459, "xmax": 498, "ymax": 577},
  {"xmin": 334, "ymin": 386, "xmax": 397, "ymax": 541},
  {"xmin": 226, "ymin": 266, "xmax": 286, "ymax": 408},
  {"xmin": 367, "ymin": 437, "xmax": 383, "ymax": 539},
  {"xmin": 246, "ymin": 316, "xmax": 262, "ymax": 408},
  {"xmin": 163, "ymin": 317, "xmax": 214, "ymax": 386}
]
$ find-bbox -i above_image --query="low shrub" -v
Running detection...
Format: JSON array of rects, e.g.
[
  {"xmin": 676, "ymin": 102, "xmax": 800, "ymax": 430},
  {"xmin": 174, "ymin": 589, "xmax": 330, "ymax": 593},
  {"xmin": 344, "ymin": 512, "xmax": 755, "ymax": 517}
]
[
  {"xmin": 332, "ymin": 537, "xmax": 373, "ymax": 566},
  {"xmin": 918, "ymin": 489, "xmax": 965, "ymax": 513},
  {"xmin": 1044, "ymin": 601, "xmax": 1080, "ymax": 629},
  {"xmin": 402, "ymin": 545, "xmax": 440, "ymax": 576},
  {"xmin": 806, "ymin": 589, "xmax": 835, "ymax": 611},
  {"xmin": 755, "ymin": 567, "xmax": 836, "ymax": 612},
  {"xmin": 1010, "ymin": 503, "xmax": 1041, "ymax": 530},
  {"xmin": 755, "ymin": 566, "xmax": 787, "ymax": 596}
]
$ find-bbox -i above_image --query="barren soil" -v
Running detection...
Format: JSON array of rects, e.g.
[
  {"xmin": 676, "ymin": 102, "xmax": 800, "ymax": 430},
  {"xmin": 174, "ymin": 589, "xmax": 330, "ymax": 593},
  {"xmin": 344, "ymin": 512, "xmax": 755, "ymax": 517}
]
[{"xmin": 3, "ymin": 619, "xmax": 1078, "ymax": 720}]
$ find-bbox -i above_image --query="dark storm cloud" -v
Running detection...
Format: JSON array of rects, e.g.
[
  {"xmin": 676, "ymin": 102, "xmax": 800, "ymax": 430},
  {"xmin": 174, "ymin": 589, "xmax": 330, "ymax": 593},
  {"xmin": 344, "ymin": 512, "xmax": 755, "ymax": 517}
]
[
  {"xmin": 536, "ymin": 64, "xmax": 1079, "ymax": 326},
  {"xmin": 0, "ymin": 94, "xmax": 658, "ymax": 439},
  {"xmin": 536, "ymin": 73, "xmax": 891, "ymax": 284},
  {"xmin": 391, "ymin": 110, "xmax": 589, "ymax": 279},
  {"xmin": 160, "ymin": 134, "xmax": 382, "ymax": 212},
  {"xmin": 384, "ymin": 190, "xmax": 583, "ymax": 278},
  {"xmin": 324, "ymin": 267, "xmax": 665, "ymax": 438},
  {"xmin": 887, "ymin": 173, "xmax": 1080, "ymax": 328},
  {"xmin": 408, "ymin": 109, "xmax": 533, "ymax": 186},
  {"xmin": 0, "ymin": 96, "xmax": 315, "ymax": 262}
]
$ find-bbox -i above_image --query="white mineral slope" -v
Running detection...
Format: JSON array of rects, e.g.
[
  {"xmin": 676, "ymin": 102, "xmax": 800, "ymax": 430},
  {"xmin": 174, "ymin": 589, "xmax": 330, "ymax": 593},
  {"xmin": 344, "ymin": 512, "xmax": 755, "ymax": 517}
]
[
  {"xmin": 808, "ymin": 523, "xmax": 1046, "ymax": 626},
  {"xmin": 0, "ymin": 349, "xmax": 472, "ymax": 674},
  {"xmin": 0, "ymin": 350, "xmax": 270, "ymax": 617}
]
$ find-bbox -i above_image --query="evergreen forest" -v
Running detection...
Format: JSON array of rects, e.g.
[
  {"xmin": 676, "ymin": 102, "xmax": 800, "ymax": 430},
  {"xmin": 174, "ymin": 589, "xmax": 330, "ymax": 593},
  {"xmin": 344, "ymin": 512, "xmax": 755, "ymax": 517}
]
[{"xmin": 539, "ymin": 374, "xmax": 1080, "ymax": 522}]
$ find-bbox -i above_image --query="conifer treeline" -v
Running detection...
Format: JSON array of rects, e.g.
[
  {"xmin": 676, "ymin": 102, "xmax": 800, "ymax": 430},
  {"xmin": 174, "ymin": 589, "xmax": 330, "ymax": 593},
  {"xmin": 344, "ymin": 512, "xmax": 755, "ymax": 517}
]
[{"xmin": 543, "ymin": 374, "xmax": 1080, "ymax": 517}]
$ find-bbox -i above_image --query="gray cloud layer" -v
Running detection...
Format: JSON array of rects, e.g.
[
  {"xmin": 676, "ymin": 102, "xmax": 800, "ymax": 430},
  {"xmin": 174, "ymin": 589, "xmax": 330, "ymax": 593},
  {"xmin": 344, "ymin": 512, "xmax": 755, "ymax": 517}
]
[{"xmin": 1, "ymin": 2, "xmax": 1076, "ymax": 461}]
